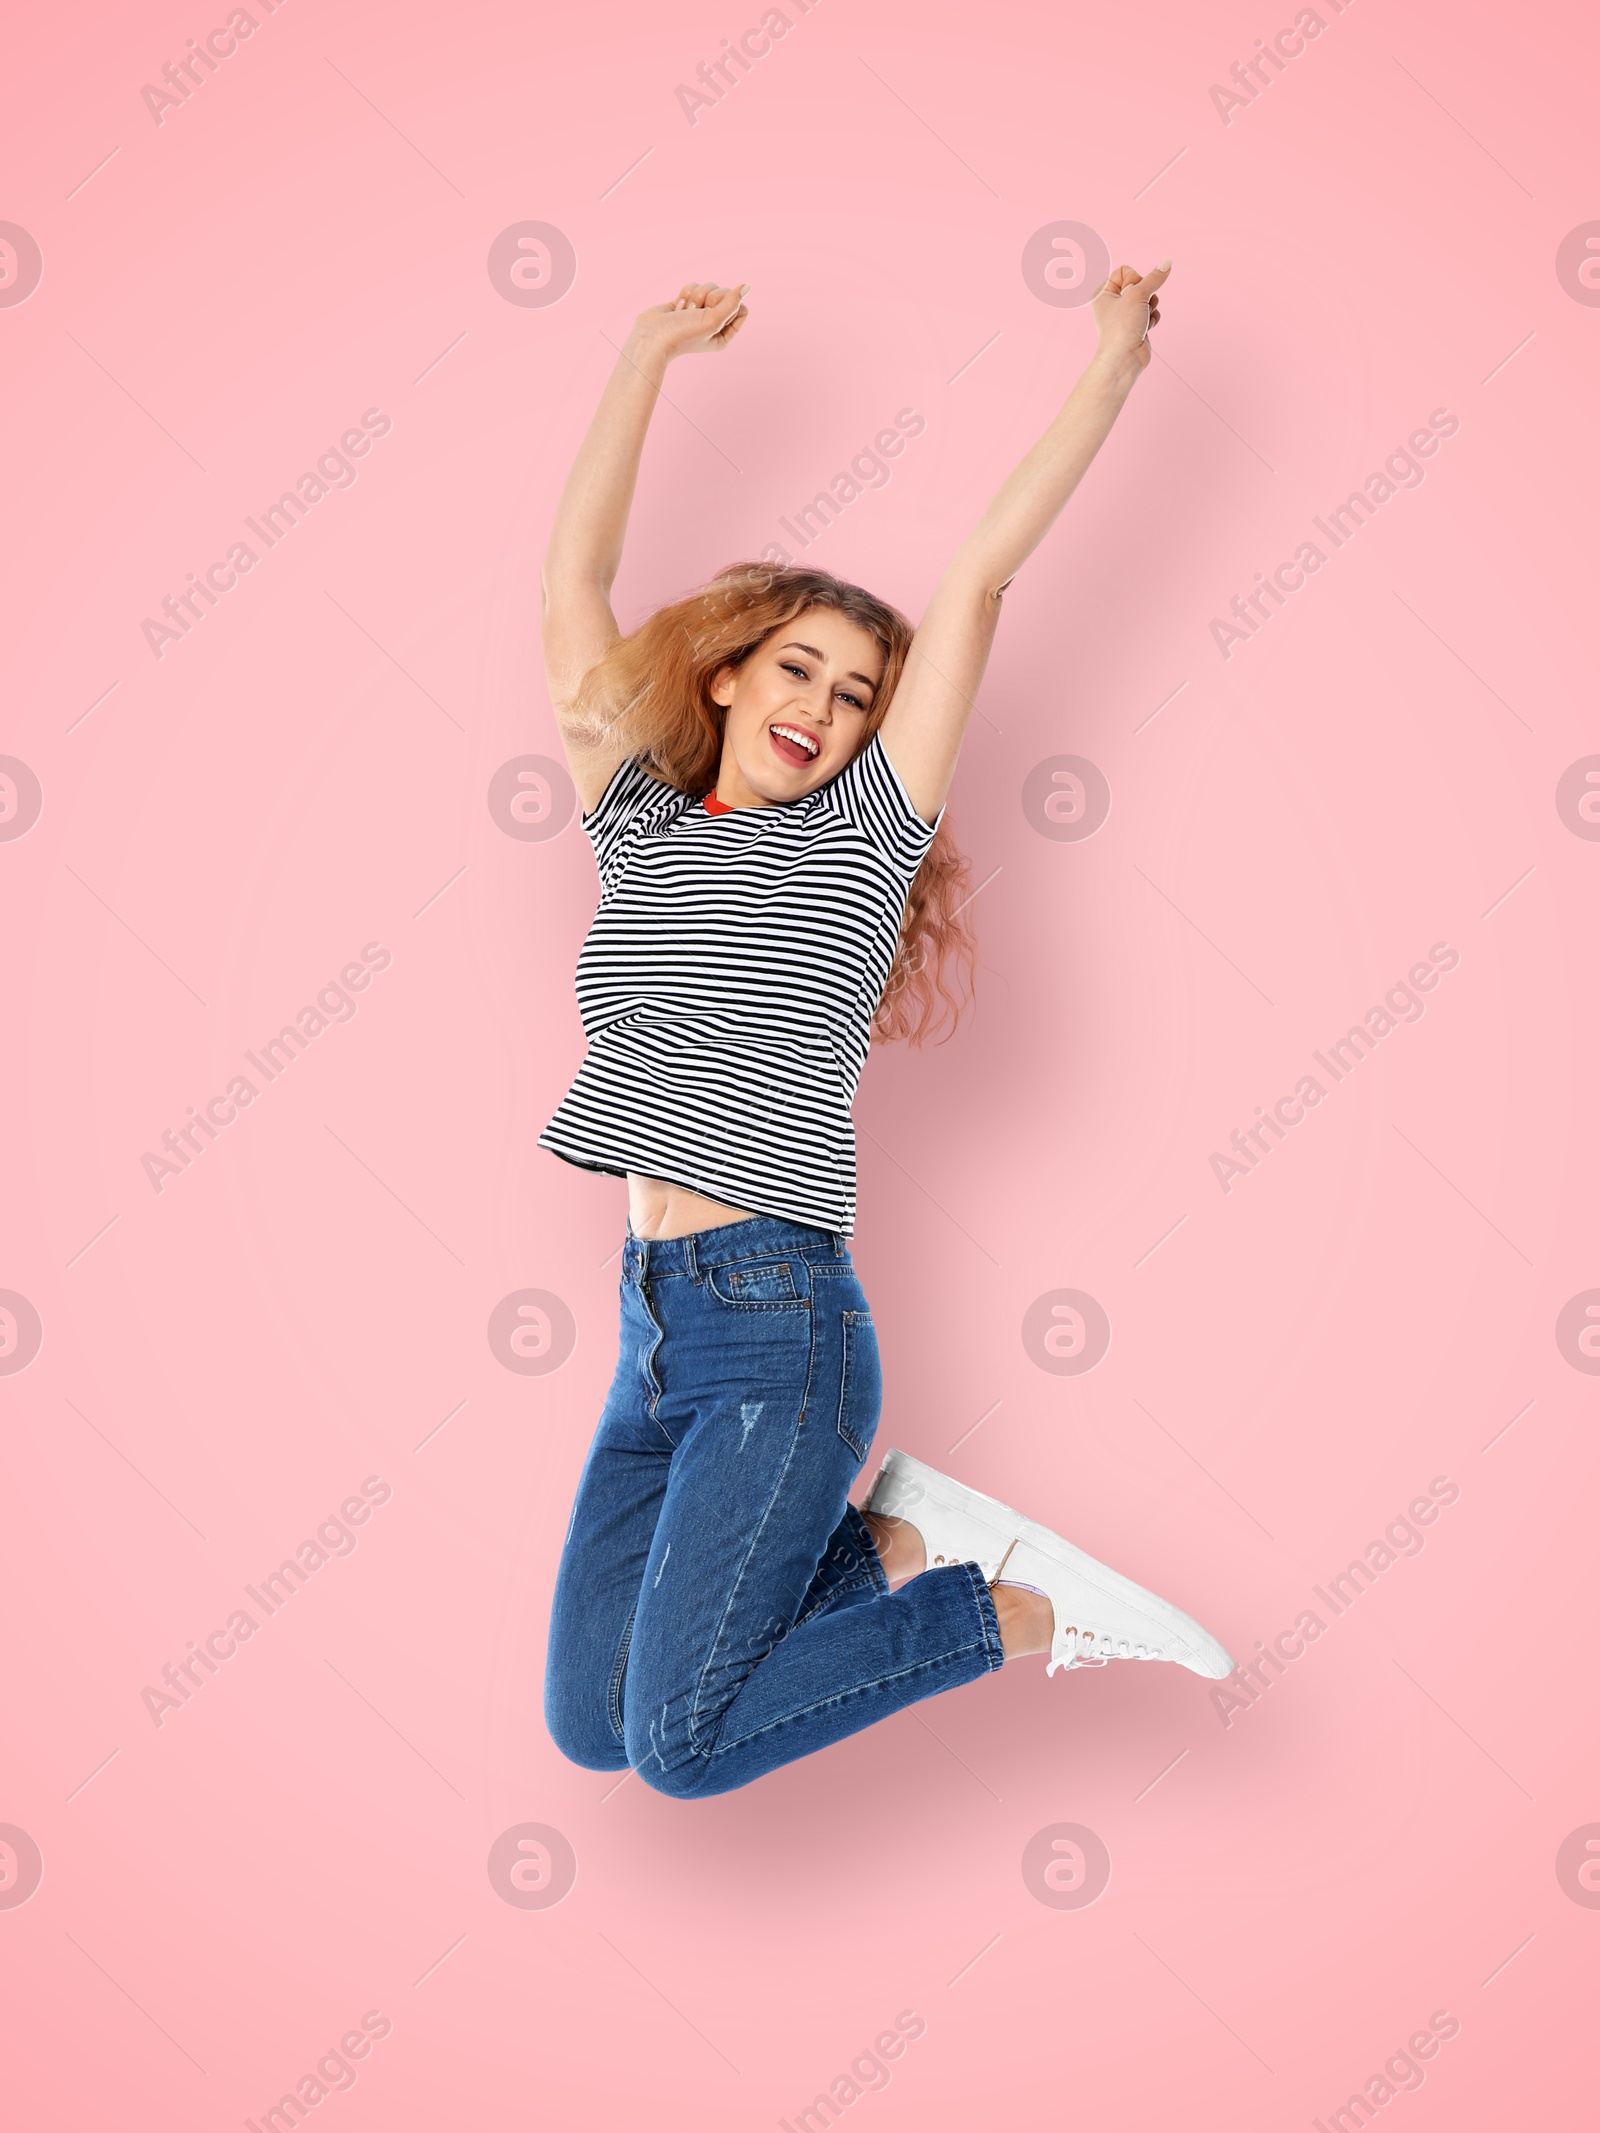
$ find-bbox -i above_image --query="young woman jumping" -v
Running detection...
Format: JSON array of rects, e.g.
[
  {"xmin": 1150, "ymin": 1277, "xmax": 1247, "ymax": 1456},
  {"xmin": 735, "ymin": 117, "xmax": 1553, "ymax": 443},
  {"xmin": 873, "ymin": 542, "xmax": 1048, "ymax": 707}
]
[{"xmin": 538, "ymin": 267, "xmax": 1232, "ymax": 1799}]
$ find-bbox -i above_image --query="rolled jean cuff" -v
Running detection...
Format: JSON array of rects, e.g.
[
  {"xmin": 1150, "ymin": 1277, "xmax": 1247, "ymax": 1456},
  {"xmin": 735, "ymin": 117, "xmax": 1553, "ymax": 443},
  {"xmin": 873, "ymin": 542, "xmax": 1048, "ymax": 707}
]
[
  {"xmin": 961, "ymin": 1560, "xmax": 1006, "ymax": 1672},
  {"xmin": 842, "ymin": 1500, "xmax": 892, "ymax": 1600}
]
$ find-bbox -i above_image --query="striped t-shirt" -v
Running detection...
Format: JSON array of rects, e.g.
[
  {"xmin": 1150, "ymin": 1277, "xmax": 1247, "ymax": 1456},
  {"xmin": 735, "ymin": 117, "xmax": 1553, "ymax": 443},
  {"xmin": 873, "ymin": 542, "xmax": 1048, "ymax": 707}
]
[{"xmin": 538, "ymin": 731, "xmax": 943, "ymax": 1234}]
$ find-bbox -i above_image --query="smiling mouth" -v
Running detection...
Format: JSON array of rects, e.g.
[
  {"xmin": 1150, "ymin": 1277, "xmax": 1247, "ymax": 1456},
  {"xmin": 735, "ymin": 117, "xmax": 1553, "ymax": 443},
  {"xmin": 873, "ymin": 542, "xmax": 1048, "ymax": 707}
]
[{"xmin": 769, "ymin": 721, "xmax": 821, "ymax": 767}]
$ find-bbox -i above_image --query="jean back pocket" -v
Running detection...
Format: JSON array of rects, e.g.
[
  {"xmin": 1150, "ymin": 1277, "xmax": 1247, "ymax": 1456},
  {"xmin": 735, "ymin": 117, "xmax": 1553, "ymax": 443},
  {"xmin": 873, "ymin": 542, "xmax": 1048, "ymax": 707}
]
[{"xmin": 836, "ymin": 1310, "xmax": 881, "ymax": 1461}]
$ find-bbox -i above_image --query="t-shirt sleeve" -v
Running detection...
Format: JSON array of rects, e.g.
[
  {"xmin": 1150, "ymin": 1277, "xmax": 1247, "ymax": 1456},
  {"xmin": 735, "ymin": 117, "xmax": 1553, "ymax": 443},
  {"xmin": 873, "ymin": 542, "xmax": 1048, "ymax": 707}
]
[
  {"xmin": 581, "ymin": 754, "xmax": 673, "ymax": 889},
  {"xmin": 827, "ymin": 730, "xmax": 944, "ymax": 884}
]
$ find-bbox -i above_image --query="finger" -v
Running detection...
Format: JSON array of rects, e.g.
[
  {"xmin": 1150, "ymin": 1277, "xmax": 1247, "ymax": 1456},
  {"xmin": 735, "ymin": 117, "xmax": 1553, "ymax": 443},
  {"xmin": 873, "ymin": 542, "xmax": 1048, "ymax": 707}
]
[{"xmin": 1136, "ymin": 260, "xmax": 1173, "ymax": 295}]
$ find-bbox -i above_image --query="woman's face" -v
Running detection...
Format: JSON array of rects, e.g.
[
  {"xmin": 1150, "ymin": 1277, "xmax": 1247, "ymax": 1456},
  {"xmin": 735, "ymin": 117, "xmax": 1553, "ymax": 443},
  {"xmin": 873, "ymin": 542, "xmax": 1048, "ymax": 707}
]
[{"xmin": 709, "ymin": 608, "xmax": 886, "ymax": 806}]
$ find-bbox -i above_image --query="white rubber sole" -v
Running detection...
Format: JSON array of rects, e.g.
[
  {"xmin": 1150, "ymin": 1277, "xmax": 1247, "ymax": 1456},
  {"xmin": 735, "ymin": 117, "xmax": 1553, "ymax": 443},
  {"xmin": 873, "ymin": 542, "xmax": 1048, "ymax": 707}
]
[{"xmin": 864, "ymin": 1448, "xmax": 1234, "ymax": 1680}]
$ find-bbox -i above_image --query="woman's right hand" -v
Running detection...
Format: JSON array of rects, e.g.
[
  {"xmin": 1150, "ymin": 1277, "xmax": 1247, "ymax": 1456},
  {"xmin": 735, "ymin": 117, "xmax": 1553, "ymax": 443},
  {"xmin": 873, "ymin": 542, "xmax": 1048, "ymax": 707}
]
[{"xmin": 630, "ymin": 282, "xmax": 750, "ymax": 362}]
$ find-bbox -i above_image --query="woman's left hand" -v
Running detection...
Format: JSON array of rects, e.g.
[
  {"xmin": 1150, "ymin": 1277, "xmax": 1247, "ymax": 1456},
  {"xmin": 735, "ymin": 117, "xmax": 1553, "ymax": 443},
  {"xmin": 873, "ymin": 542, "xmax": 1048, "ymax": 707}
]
[{"xmin": 1091, "ymin": 260, "xmax": 1170, "ymax": 375}]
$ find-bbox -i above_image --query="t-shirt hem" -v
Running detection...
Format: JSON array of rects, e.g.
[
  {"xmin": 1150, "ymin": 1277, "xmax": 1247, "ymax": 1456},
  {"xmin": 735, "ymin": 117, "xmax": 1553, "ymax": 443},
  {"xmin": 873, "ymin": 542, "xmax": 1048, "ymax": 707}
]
[
  {"xmin": 538, "ymin": 1141, "xmax": 629, "ymax": 1182},
  {"xmin": 536, "ymin": 1132, "xmax": 855, "ymax": 1236}
]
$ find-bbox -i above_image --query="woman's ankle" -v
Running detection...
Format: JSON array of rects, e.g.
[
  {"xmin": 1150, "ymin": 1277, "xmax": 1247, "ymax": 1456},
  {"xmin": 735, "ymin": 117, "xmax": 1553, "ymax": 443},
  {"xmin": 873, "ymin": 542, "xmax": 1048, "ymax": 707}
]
[
  {"xmin": 863, "ymin": 1510, "xmax": 926, "ymax": 1582},
  {"xmin": 991, "ymin": 1582, "xmax": 1055, "ymax": 1660},
  {"xmin": 863, "ymin": 1516, "xmax": 1054, "ymax": 1657}
]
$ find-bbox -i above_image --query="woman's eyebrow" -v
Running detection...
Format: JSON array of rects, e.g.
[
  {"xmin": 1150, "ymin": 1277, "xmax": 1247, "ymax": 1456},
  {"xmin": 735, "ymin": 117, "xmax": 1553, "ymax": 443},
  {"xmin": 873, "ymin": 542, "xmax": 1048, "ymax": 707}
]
[{"xmin": 778, "ymin": 641, "xmax": 877, "ymax": 692}]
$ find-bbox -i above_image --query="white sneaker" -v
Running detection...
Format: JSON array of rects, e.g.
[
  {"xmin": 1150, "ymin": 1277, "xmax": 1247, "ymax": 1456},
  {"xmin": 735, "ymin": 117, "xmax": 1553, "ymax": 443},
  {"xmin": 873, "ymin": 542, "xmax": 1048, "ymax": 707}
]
[{"xmin": 863, "ymin": 1448, "xmax": 1233, "ymax": 1680}]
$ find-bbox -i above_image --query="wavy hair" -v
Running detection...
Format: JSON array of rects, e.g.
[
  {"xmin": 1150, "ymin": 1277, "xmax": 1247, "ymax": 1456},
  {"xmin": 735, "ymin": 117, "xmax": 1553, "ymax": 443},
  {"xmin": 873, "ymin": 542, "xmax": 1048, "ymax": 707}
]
[{"xmin": 568, "ymin": 562, "xmax": 977, "ymax": 1045}]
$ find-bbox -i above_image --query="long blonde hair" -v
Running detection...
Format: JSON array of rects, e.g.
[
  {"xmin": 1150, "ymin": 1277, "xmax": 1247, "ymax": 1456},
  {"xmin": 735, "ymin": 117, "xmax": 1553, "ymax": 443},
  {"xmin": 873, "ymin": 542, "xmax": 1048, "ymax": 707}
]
[{"xmin": 570, "ymin": 562, "xmax": 976, "ymax": 1045}]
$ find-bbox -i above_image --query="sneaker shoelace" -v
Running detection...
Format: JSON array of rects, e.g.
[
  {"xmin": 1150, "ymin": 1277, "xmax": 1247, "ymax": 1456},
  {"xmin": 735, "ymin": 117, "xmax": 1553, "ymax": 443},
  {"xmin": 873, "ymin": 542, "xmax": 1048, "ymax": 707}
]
[{"xmin": 1047, "ymin": 1625, "xmax": 1161, "ymax": 1675}]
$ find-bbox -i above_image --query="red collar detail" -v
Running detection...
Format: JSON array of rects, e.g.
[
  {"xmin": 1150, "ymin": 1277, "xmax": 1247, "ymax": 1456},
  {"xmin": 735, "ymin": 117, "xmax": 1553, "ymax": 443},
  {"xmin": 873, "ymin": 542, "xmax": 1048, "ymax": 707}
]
[{"xmin": 702, "ymin": 788, "xmax": 733, "ymax": 815}]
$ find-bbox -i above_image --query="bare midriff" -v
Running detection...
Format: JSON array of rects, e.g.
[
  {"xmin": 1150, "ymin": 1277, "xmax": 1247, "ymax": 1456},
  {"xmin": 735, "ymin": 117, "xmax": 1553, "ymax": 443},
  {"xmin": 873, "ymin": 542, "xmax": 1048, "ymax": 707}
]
[{"xmin": 626, "ymin": 1172, "xmax": 757, "ymax": 1241}]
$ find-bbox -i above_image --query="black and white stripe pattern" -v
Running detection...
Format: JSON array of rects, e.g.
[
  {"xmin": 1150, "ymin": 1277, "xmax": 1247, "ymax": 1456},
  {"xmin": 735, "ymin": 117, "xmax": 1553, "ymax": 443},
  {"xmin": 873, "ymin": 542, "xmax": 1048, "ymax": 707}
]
[{"xmin": 539, "ymin": 732, "xmax": 942, "ymax": 1234}]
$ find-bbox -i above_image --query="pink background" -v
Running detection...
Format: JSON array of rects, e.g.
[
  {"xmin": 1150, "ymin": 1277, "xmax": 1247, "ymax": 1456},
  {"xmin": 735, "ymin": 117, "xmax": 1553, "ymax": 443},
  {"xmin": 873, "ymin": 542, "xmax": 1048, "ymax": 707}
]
[{"xmin": 2, "ymin": 0, "xmax": 1597, "ymax": 2125}]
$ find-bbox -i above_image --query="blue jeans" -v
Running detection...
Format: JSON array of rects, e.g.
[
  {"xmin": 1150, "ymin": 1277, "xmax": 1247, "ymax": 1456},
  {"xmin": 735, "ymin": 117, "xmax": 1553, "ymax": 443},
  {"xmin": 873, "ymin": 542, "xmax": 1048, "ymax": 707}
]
[{"xmin": 544, "ymin": 1214, "xmax": 1005, "ymax": 1797}]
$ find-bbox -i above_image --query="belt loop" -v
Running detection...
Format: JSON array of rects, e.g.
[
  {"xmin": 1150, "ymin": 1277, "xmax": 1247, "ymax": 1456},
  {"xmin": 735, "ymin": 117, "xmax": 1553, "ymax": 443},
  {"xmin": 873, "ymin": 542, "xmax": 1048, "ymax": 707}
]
[
  {"xmin": 832, "ymin": 1228, "xmax": 847, "ymax": 1257},
  {"xmin": 682, "ymin": 1231, "xmax": 699, "ymax": 1281},
  {"xmin": 634, "ymin": 1236, "xmax": 649, "ymax": 1282}
]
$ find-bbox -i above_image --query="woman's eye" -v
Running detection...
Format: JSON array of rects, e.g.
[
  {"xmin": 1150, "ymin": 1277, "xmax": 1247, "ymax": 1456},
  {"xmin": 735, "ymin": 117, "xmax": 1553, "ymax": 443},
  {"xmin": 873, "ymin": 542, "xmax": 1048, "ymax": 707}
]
[{"xmin": 776, "ymin": 660, "xmax": 863, "ymax": 709}]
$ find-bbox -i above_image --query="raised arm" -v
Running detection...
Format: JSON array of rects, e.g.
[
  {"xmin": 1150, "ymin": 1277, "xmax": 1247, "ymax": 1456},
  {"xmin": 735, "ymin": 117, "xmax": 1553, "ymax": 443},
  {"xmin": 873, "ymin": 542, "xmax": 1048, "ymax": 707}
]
[
  {"xmin": 878, "ymin": 261, "xmax": 1171, "ymax": 824},
  {"xmin": 541, "ymin": 281, "xmax": 748, "ymax": 811}
]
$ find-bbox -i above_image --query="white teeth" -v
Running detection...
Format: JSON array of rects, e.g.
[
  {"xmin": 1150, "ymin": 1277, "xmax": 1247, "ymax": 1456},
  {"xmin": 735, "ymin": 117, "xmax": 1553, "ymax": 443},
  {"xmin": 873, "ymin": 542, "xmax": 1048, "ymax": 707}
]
[{"xmin": 772, "ymin": 723, "xmax": 819, "ymax": 758}]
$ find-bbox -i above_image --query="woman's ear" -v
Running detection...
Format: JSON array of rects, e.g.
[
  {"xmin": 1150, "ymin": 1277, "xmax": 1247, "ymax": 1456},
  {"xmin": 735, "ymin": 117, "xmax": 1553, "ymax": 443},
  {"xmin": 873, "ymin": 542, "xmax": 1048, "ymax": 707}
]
[{"xmin": 708, "ymin": 662, "xmax": 738, "ymax": 708}]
